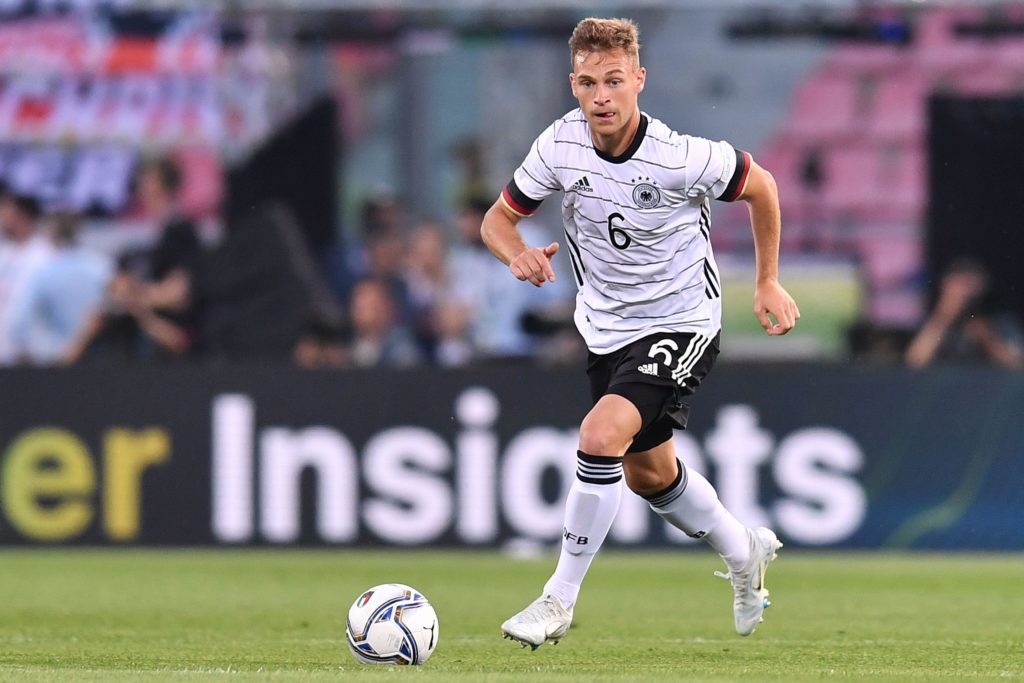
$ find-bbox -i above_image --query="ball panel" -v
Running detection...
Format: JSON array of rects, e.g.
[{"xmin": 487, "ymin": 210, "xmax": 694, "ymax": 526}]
[{"xmin": 345, "ymin": 583, "xmax": 438, "ymax": 666}]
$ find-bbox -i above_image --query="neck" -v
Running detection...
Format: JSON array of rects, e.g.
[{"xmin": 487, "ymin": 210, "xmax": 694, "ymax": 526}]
[{"xmin": 592, "ymin": 107, "xmax": 640, "ymax": 157}]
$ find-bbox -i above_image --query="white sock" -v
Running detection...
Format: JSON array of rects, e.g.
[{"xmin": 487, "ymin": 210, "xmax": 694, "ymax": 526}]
[
  {"xmin": 646, "ymin": 458, "xmax": 750, "ymax": 570},
  {"xmin": 542, "ymin": 451, "xmax": 623, "ymax": 609}
]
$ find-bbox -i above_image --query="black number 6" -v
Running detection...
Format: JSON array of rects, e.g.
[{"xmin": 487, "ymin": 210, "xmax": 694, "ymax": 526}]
[{"xmin": 607, "ymin": 212, "xmax": 631, "ymax": 250}]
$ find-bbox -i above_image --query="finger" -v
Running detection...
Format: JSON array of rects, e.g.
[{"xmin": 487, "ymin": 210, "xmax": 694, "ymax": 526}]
[
  {"xmin": 542, "ymin": 260, "xmax": 556, "ymax": 283},
  {"xmin": 542, "ymin": 242, "xmax": 560, "ymax": 258},
  {"xmin": 509, "ymin": 262, "xmax": 529, "ymax": 281},
  {"xmin": 528, "ymin": 250, "xmax": 556, "ymax": 283},
  {"xmin": 755, "ymin": 309, "xmax": 773, "ymax": 333},
  {"xmin": 774, "ymin": 308, "xmax": 794, "ymax": 333}
]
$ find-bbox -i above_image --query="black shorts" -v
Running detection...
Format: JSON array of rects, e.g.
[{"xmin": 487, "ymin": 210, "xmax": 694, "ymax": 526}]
[{"xmin": 587, "ymin": 331, "xmax": 720, "ymax": 453}]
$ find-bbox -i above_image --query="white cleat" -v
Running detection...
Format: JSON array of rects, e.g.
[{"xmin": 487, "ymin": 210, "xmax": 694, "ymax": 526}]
[
  {"xmin": 500, "ymin": 594, "xmax": 573, "ymax": 650},
  {"xmin": 715, "ymin": 527, "xmax": 783, "ymax": 636}
]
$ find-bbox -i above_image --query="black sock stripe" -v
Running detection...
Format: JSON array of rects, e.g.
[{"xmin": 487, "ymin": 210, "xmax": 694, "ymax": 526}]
[
  {"xmin": 576, "ymin": 471, "xmax": 623, "ymax": 484},
  {"xmin": 577, "ymin": 450, "xmax": 623, "ymax": 466},
  {"xmin": 576, "ymin": 451, "xmax": 623, "ymax": 484},
  {"xmin": 644, "ymin": 458, "xmax": 689, "ymax": 508}
]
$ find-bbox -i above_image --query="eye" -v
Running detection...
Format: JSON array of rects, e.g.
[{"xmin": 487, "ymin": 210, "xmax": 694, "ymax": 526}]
[{"xmin": 609, "ymin": 79, "xmax": 623, "ymax": 87}]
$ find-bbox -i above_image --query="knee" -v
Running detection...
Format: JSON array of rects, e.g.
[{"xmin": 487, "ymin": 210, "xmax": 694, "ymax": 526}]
[{"xmin": 578, "ymin": 415, "xmax": 631, "ymax": 456}]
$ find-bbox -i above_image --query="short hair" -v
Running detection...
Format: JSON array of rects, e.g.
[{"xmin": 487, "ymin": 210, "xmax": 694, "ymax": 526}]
[{"xmin": 568, "ymin": 17, "xmax": 641, "ymax": 68}]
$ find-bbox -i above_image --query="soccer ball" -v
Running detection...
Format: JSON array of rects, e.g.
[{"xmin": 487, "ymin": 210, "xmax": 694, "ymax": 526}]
[{"xmin": 345, "ymin": 583, "xmax": 439, "ymax": 665}]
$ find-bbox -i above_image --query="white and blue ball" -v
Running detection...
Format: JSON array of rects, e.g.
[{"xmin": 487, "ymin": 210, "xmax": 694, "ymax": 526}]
[{"xmin": 345, "ymin": 583, "xmax": 439, "ymax": 665}]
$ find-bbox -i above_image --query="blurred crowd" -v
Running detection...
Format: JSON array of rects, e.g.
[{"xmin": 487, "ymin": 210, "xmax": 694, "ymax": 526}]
[
  {"xmin": 0, "ymin": 158, "xmax": 204, "ymax": 367},
  {"xmin": 301, "ymin": 191, "xmax": 579, "ymax": 370},
  {"xmin": 0, "ymin": 157, "xmax": 580, "ymax": 370},
  {"xmin": 1, "ymin": 154, "xmax": 1020, "ymax": 371}
]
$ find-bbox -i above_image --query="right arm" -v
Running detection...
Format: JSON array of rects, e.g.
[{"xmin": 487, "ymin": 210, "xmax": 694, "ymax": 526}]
[
  {"xmin": 480, "ymin": 198, "xmax": 559, "ymax": 288},
  {"xmin": 482, "ymin": 119, "xmax": 563, "ymax": 288}
]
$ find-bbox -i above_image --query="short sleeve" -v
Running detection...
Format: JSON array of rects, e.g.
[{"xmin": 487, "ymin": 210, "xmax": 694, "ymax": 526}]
[
  {"xmin": 501, "ymin": 122, "xmax": 562, "ymax": 217},
  {"xmin": 683, "ymin": 138, "xmax": 751, "ymax": 202}
]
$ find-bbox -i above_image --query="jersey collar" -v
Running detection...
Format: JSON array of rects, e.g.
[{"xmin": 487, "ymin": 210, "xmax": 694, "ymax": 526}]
[{"xmin": 594, "ymin": 112, "xmax": 648, "ymax": 164}]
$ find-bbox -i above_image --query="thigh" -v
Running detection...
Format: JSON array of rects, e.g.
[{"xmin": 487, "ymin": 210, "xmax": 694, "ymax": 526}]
[{"xmin": 593, "ymin": 331, "xmax": 721, "ymax": 453}]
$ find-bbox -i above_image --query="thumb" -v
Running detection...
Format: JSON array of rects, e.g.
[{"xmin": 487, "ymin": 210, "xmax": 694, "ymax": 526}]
[{"xmin": 542, "ymin": 242, "xmax": 560, "ymax": 258}]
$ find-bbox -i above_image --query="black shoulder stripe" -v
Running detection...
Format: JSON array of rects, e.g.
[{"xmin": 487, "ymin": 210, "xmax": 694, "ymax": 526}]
[
  {"xmin": 719, "ymin": 148, "xmax": 751, "ymax": 202},
  {"xmin": 503, "ymin": 178, "xmax": 543, "ymax": 215}
]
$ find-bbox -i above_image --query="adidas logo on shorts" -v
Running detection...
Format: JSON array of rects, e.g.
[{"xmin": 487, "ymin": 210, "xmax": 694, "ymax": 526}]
[{"xmin": 637, "ymin": 362, "xmax": 659, "ymax": 376}]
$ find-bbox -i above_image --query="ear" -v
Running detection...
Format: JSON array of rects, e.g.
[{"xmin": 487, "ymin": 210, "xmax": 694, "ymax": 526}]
[
  {"xmin": 636, "ymin": 66, "xmax": 646, "ymax": 93},
  {"xmin": 569, "ymin": 72, "xmax": 578, "ymax": 98}
]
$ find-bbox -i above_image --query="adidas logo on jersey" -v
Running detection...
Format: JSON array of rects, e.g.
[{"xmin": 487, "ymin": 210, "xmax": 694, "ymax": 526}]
[
  {"xmin": 570, "ymin": 176, "xmax": 594, "ymax": 193},
  {"xmin": 637, "ymin": 363, "xmax": 659, "ymax": 376}
]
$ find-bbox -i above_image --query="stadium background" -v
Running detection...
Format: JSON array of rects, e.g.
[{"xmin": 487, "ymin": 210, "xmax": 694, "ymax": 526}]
[{"xmin": 0, "ymin": 0, "xmax": 1022, "ymax": 552}]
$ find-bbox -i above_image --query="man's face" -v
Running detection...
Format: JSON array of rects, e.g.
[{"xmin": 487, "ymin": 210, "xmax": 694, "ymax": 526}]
[{"xmin": 569, "ymin": 48, "xmax": 645, "ymax": 137}]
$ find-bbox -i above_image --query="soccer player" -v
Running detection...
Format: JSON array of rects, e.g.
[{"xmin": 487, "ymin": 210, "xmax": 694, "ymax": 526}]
[{"xmin": 481, "ymin": 17, "xmax": 800, "ymax": 649}]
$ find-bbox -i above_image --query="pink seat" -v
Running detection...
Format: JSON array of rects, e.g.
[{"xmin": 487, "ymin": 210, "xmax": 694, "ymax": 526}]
[
  {"xmin": 863, "ymin": 71, "xmax": 931, "ymax": 142},
  {"xmin": 824, "ymin": 43, "xmax": 914, "ymax": 77},
  {"xmin": 753, "ymin": 138, "xmax": 826, "ymax": 248},
  {"xmin": 992, "ymin": 38, "xmax": 1024, "ymax": 75},
  {"xmin": 913, "ymin": 6, "xmax": 990, "ymax": 76},
  {"xmin": 853, "ymin": 232, "xmax": 925, "ymax": 325},
  {"xmin": 855, "ymin": 232, "xmax": 922, "ymax": 287},
  {"xmin": 822, "ymin": 145, "xmax": 879, "ymax": 214},
  {"xmin": 784, "ymin": 75, "xmax": 869, "ymax": 141},
  {"xmin": 821, "ymin": 143, "xmax": 926, "ymax": 223},
  {"xmin": 948, "ymin": 63, "xmax": 1015, "ymax": 96},
  {"xmin": 914, "ymin": 5, "xmax": 984, "ymax": 48}
]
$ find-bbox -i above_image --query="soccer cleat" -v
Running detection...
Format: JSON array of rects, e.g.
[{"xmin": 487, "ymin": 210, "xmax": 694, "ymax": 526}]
[
  {"xmin": 714, "ymin": 526, "xmax": 783, "ymax": 636},
  {"xmin": 500, "ymin": 594, "xmax": 574, "ymax": 650}
]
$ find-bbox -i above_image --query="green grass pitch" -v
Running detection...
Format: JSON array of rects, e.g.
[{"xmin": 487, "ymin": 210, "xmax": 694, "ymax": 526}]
[{"xmin": 0, "ymin": 549, "xmax": 1021, "ymax": 681}]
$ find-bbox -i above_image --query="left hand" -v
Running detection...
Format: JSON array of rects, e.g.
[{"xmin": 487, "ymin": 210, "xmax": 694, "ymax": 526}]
[{"xmin": 753, "ymin": 279, "xmax": 800, "ymax": 336}]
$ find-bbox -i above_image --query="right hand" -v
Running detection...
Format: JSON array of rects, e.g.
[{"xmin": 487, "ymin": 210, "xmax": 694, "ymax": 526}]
[{"xmin": 509, "ymin": 242, "xmax": 559, "ymax": 287}]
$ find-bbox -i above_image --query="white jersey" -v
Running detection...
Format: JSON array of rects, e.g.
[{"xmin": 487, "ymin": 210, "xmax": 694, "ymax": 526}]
[{"xmin": 501, "ymin": 108, "xmax": 751, "ymax": 354}]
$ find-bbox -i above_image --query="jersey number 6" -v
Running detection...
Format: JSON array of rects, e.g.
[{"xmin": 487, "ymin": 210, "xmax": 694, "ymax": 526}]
[{"xmin": 607, "ymin": 212, "xmax": 631, "ymax": 250}]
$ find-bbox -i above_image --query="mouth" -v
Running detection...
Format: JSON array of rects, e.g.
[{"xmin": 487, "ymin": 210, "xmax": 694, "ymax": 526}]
[{"xmin": 593, "ymin": 111, "xmax": 615, "ymax": 123}]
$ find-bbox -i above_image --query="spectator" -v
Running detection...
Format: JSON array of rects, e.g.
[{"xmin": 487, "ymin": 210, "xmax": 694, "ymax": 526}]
[
  {"xmin": 7, "ymin": 213, "xmax": 112, "ymax": 365},
  {"xmin": 80, "ymin": 156, "xmax": 205, "ymax": 360},
  {"xmin": 0, "ymin": 192, "xmax": 54, "ymax": 365},
  {"xmin": 905, "ymin": 259, "xmax": 1023, "ymax": 369},
  {"xmin": 361, "ymin": 225, "xmax": 413, "ymax": 325},
  {"xmin": 324, "ymin": 192, "xmax": 407, "ymax": 307},
  {"xmin": 347, "ymin": 277, "xmax": 420, "ymax": 368},
  {"xmin": 403, "ymin": 219, "xmax": 449, "ymax": 356},
  {"xmin": 433, "ymin": 298, "xmax": 474, "ymax": 367}
]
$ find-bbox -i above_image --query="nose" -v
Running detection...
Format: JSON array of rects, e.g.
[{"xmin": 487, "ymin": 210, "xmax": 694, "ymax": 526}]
[{"xmin": 593, "ymin": 84, "xmax": 610, "ymax": 103}]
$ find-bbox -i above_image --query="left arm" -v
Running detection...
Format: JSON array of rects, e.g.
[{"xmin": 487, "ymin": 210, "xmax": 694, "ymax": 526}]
[
  {"xmin": 138, "ymin": 268, "xmax": 191, "ymax": 312},
  {"xmin": 738, "ymin": 160, "xmax": 800, "ymax": 336}
]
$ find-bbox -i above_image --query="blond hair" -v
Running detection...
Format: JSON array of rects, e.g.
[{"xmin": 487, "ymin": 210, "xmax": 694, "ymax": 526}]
[{"xmin": 568, "ymin": 17, "xmax": 641, "ymax": 68}]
